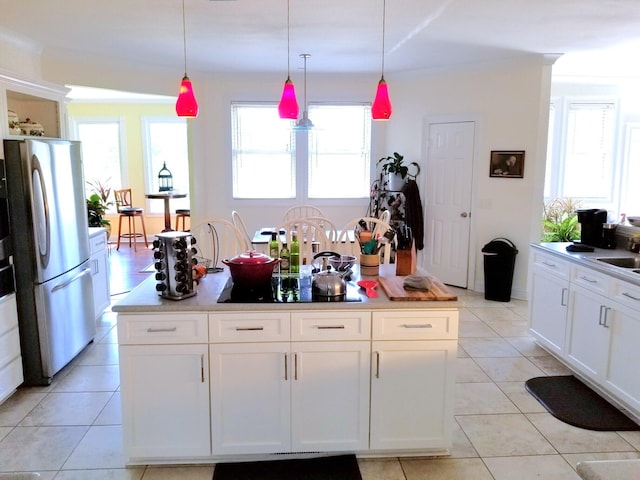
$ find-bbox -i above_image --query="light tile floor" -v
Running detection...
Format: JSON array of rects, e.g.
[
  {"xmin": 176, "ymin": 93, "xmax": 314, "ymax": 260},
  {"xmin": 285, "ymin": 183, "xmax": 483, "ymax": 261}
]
[{"xmin": 0, "ymin": 288, "xmax": 639, "ymax": 479}]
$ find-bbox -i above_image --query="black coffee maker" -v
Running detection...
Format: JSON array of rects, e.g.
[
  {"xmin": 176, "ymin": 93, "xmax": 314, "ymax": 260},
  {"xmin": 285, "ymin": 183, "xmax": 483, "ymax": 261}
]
[{"xmin": 576, "ymin": 209, "xmax": 608, "ymax": 247}]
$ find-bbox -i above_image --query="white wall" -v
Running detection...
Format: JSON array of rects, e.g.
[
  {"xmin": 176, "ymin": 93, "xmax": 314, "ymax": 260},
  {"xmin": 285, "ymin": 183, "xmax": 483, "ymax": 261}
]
[{"xmin": 38, "ymin": 43, "xmax": 556, "ymax": 299}]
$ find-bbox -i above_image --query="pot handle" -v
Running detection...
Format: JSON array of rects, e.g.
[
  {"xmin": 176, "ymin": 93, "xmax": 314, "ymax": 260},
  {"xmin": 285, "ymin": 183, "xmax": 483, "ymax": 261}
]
[{"xmin": 312, "ymin": 250, "xmax": 341, "ymax": 260}]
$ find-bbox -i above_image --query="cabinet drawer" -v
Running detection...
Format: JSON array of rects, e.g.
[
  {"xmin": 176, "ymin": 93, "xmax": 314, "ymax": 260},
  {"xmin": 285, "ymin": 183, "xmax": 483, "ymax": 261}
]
[
  {"xmin": 372, "ymin": 310, "xmax": 458, "ymax": 340},
  {"xmin": 0, "ymin": 356, "xmax": 24, "ymax": 403},
  {"xmin": 210, "ymin": 312, "xmax": 290, "ymax": 343},
  {"xmin": 571, "ymin": 265, "xmax": 609, "ymax": 296},
  {"xmin": 0, "ymin": 326, "xmax": 21, "ymax": 368},
  {"xmin": 0, "ymin": 294, "xmax": 18, "ymax": 336},
  {"xmin": 532, "ymin": 250, "xmax": 571, "ymax": 279},
  {"xmin": 118, "ymin": 313, "xmax": 208, "ymax": 344},
  {"xmin": 89, "ymin": 230, "xmax": 107, "ymax": 255},
  {"xmin": 291, "ymin": 311, "xmax": 371, "ymax": 341},
  {"xmin": 610, "ymin": 278, "xmax": 640, "ymax": 312}
]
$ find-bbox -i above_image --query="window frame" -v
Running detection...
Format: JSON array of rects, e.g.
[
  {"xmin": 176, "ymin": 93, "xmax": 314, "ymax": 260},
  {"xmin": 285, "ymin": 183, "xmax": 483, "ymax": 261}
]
[{"xmin": 229, "ymin": 101, "xmax": 375, "ymax": 207}]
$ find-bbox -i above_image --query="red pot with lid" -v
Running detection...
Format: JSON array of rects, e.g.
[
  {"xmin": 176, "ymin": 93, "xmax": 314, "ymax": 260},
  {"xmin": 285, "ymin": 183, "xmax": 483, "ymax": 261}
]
[{"xmin": 222, "ymin": 251, "xmax": 280, "ymax": 288}]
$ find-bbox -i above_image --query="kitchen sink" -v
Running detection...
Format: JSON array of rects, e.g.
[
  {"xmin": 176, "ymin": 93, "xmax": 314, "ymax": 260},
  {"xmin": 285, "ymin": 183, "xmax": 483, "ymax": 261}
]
[{"xmin": 596, "ymin": 257, "xmax": 640, "ymax": 268}]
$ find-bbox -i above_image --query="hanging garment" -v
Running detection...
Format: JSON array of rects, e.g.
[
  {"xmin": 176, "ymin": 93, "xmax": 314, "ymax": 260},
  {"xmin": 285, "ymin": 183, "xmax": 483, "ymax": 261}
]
[{"xmin": 402, "ymin": 179, "xmax": 424, "ymax": 250}]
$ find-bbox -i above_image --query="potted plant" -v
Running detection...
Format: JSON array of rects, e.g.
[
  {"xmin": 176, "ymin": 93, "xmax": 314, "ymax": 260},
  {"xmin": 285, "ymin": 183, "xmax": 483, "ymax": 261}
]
[
  {"xmin": 377, "ymin": 152, "xmax": 420, "ymax": 191},
  {"xmin": 86, "ymin": 179, "xmax": 114, "ymax": 239},
  {"xmin": 541, "ymin": 197, "xmax": 582, "ymax": 242}
]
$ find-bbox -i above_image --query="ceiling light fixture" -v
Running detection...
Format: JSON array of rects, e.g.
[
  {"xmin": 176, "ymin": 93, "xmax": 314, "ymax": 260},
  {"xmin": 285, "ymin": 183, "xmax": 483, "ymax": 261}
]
[
  {"xmin": 176, "ymin": 0, "xmax": 199, "ymax": 117},
  {"xmin": 372, "ymin": 0, "xmax": 392, "ymax": 120},
  {"xmin": 278, "ymin": 0, "xmax": 299, "ymax": 119},
  {"xmin": 294, "ymin": 53, "xmax": 314, "ymax": 130}
]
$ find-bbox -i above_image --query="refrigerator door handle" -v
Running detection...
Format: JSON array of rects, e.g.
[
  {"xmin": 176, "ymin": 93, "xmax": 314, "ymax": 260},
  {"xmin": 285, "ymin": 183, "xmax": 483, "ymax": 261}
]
[
  {"xmin": 31, "ymin": 156, "xmax": 51, "ymax": 268},
  {"xmin": 51, "ymin": 267, "xmax": 92, "ymax": 293}
]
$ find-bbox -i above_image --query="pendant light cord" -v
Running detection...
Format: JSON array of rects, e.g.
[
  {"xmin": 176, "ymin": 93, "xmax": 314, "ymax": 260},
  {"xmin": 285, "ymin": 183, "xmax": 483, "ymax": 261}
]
[
  {"xmin": 182, "ymin": 0, "xmax": 188, "ymax": 76},
  {"xmin": 286, "ymin": 0, "xmax": 291, "ymax": 78},
  {"xmin": 380, "ymin": 0, "xmax": 386, "ymax": 77}
]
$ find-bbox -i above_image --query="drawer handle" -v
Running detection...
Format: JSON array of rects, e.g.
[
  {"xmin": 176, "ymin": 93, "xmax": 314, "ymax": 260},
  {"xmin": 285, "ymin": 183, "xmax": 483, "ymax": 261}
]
[
  {"xmin": 402, "ymin": 324, "xmax": 433, "ymax": 329},
  {"xmin": 560, "ymin": 287, "xmax": 568, "ymax": 307},
  {"xmin": 541, "ymin": 261, "xmax": 557, "ymax": 267},
  {"xmin": 235, "ymin": 327, "xmax": 264, "ymax": 331},
  {"xmin": 146, "ymin": 327, "xmax": 177, "ymax": 333},
  {"xmin": 579, "ymin": 275, "xmax": 598, "ymax": 284},
  {"xmin": 316, "ymin": 325, "xmax": 345, "ymax": 329},
  {"xmin": 622, "ymin": 292, "xmax": 640, "ymax": 302}
]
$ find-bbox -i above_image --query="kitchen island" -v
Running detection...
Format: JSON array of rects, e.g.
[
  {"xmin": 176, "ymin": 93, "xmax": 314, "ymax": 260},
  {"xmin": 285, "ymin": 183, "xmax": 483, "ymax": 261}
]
[{"xmin": 113, "ymin": 264, "xmax": 459, "ymax": 465}]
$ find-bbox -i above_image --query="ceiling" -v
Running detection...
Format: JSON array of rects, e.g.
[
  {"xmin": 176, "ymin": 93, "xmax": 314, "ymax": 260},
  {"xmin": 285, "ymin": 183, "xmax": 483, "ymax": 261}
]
[{"xmin": 3, "ymin": 0, "xmax": 640, "ymax": 77}]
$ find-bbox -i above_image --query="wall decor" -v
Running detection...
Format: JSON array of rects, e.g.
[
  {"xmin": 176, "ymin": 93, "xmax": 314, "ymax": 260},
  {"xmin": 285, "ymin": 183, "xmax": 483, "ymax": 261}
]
[{"xmin": 490, "ymin": 150, "xmax": 525, "ymax": 178}]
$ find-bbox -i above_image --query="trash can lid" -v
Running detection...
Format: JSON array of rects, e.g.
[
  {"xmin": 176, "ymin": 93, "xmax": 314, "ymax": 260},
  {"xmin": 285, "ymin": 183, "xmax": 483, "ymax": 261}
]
[{"xmin": 482, "ymin": 238, "xmax": 518, "ymax": 254}]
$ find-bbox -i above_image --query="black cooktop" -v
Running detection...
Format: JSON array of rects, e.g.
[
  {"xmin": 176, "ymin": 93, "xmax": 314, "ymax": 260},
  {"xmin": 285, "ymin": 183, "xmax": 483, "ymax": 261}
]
[{"xmin": 217, "ymin": 274, "xmax": 362, "ymax": 303}]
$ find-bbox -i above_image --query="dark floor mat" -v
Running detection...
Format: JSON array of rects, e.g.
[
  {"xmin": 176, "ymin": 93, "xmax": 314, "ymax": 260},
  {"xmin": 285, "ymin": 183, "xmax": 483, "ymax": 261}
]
[
  {"xmin": 212, "ymin": 454, "xmax": 362, "ymax": 480},
  {"xmin": 525, "ymin": 375, "xmax": 640, "ymax": 431}
]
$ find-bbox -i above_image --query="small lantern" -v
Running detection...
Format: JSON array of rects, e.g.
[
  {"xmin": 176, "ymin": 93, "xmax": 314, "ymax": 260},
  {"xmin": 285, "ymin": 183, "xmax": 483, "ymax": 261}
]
[{"xmin": 158, "ymin": 162, "xmax": 173, "ymax": 192}]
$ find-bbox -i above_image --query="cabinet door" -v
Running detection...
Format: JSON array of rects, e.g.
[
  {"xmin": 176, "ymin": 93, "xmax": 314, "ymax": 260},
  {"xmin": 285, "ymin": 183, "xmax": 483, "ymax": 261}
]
[
  {"xmin": 604, "ymin": 302, "xmax": 640, "ymax": 413},
  {"xmin": 291, "ymin": 341, "xmax": 370, "ymax": 452},
  {"xmin": 210, "ymin": 342, "xmax": 291, "ymax": 454},
  {"xmin": 529, "ymin": 265, "xmax": 569, "ymax": 355},
  {"xmin": 119, "ymin": 344, "xmax": 210, "ymax": 459},
  {"xmin": 370, "ymin": 340, "xmax": 456, "ymax": 451},
  {"xmin": 566, "ymin": 284, "xmax": 610, "ymax": 379},
  {"xmin": 90, "ymin": 248, "xmax": 110, "ymax": 318}
]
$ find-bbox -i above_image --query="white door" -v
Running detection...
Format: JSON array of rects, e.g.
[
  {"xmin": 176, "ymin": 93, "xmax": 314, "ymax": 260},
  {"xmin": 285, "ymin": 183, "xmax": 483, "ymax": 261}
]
[
  {"xmin": 291, "ymin": 341, "xmax": 370, "ymax": 452},
  {"xmin": 210, "ymin": 342, "xmax": 291, "ymax": 454},
  {"xmin": 119, "ymin": 344, "xmax": 211, "ymax": 458},
  {"xmin": 423, "ymin": 122, "xmax": 475, "ymax": 287}
]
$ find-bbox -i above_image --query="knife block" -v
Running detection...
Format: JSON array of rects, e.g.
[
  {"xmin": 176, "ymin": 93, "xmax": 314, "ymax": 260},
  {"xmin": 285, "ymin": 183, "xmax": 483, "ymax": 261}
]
[{"xmin": 395, "ymin": 241, "xmax": 417, "ymax": 276}]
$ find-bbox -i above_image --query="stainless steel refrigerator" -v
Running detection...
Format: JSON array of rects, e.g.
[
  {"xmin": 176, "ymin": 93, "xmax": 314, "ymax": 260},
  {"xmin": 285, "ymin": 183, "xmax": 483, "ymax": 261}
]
[{"xmin": 3, "ymin": 138, "xmax": 95, "ymax": 385}]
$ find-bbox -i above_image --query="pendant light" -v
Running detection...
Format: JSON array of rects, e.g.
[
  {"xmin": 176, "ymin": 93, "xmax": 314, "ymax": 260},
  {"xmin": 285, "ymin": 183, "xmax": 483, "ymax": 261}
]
[
  {"xmin": 278, "ymin": 0, "xmax": 299, "ymax": 119},
  {"xmin": 176, "ymin": 0, "xmax": 199, "ymax": 118},
  {"xmin": 294, "ymin": 53, "xmax": 314, "ymax": 130},
  {"xmin": 372, "ymin": 0, "xmax": 392, "ymax": 120}
]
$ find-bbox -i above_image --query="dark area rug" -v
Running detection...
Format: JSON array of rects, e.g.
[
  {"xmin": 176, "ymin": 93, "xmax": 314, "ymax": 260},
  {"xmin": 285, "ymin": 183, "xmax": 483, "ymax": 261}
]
[
  {"xmin": 525, "ymin": 375, "xmax": 640, "ymax": 431},
  {"xmin": 212, "ymin": 454, "xmax": 362, "ymax": 480}
]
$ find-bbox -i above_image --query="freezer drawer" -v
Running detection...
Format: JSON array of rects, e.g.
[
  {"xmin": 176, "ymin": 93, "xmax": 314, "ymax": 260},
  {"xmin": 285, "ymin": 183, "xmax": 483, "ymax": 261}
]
[{"xmin": 34, "ymin": 261, "xmax": 96, "ymax": 378}]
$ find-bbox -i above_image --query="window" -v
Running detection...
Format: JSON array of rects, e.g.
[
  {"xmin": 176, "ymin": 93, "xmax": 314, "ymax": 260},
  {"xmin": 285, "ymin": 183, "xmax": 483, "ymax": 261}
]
[
  {"xmin": 71, "ymin": 118, "xmax": 124, "ymax": 210},
  {"xmin": 231, "ymin": 103, "xmax": 371, "ymax": 200},
  {"xmin": 546, "ymin": 100, "xmax": 618, "ymax": 212},
  {"xmin": 141, "ymin": 117, "xmax": 190, "ymax": 213}
]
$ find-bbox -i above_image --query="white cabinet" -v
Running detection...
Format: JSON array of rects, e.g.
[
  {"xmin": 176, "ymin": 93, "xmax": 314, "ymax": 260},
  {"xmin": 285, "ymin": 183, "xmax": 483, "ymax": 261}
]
[
  {"xmin": 209, "ymin": 311, "xmax": 370, "ymax": 455},
  {"xmin": 528, "ymin": 250, "xmax": 570, "ymax": 355},
  {"xmin": 89, "ymin": 228, "xmax": 110, "ymax": 319},
  {"xmin": 1, "ymin": 72, "xmax": 68, "ymax": 140},
  {"xmin": 0, "ymin": 293, "xmax": 23, "ymax": 403},
  {"xmin": 369, "ymin": 310, "xmax": 457, "ymax": 451},
  {"xmin": 118, "ymin": 313, "xmax": 210, "ymax": 459}
]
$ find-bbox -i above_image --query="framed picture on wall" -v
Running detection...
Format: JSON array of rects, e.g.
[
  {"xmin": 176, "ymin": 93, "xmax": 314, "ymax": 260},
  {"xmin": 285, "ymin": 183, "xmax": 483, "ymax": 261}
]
[{"xmin": 489, "ymin": 150, "xmax": 525, "ymax": 178}]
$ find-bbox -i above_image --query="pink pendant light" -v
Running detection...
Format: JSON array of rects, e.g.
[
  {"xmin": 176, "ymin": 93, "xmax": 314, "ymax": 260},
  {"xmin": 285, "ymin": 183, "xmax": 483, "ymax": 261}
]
[
  {"xmin": 372, "ymin": 0, "xmax": 392, "ymax": 120},
  {"xmin": 278, "ymin": 0, "xmax": 299, "ymax": 119},
  {"xmin": 176, "ymin": 0, "xmax": 199, "ymax": 118}
]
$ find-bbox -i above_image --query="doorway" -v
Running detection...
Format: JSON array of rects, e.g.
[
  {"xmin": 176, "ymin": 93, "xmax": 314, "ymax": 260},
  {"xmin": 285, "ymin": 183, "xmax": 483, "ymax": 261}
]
[{"xmin": 422, "ymin": 121, "xmax": 475, "ymax": 288}]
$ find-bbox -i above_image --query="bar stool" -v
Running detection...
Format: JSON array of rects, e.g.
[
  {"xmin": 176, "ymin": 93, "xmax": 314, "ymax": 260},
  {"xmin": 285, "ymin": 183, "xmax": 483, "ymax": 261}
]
[
  {"xmin": 114, "ymin": 188, "xmax": 149, "ymax": 251},
  {"xmin": 175, "ymin": 208, "xmax": 191, "ymax": 231}
]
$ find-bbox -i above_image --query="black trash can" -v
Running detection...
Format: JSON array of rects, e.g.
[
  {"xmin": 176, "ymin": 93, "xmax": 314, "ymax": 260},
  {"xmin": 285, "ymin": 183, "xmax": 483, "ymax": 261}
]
[{"xmin": 482, "ymin": 238, "xmax": 518, "ymax": 302}]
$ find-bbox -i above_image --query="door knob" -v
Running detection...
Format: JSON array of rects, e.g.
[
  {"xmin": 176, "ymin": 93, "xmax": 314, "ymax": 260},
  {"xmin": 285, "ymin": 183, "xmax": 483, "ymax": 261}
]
[{"xmin": 460, "ymin": 212, "xmax": 468, "ymax": 218}]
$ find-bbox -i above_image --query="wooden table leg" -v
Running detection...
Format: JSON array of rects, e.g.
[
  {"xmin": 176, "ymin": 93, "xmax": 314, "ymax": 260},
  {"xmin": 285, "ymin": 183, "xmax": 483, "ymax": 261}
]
[{"xmin": 162, "ymin": 198, "xmax": 172, "ymax": 232}]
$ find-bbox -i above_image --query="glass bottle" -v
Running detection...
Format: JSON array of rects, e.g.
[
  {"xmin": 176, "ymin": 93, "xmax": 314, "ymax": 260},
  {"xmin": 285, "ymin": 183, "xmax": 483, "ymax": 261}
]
[
  {"xmin": 280, "ymin": 242, "xmax": 290, "ymax": 274},
  {"xmin": 269, "ymin": 232, "xmax": 280, "ymax": 274},
  {"xmin": 290, "ymin": 231, "xmax": 300, "ymax": 274}
]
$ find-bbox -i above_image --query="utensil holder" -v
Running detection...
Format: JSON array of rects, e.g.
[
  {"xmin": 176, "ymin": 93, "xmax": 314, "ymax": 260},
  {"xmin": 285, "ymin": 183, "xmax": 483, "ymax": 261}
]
[{"xmin": 360, "ymin": 253, "xmax": 379, "ymax": 276}]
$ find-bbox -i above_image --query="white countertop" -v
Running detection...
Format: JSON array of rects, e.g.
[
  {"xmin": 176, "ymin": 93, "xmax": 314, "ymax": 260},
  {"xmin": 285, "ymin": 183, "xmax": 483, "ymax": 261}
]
[
  {"xmin": 531, "ymin": 242, "xmax": 640, "ymax": 287},
  {"xmin": 112, "ymin": 263, "xmax": 460, "ymax": 313}
]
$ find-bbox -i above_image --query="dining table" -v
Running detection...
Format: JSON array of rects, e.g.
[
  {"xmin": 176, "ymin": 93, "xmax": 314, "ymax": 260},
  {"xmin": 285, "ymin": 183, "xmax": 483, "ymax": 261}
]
[
  {"xmin": 145, "ymin": 191, "xmax": 188, "ymax": 232},
  {"xmin": 251, "ymin": 227, "xmax": 356, "ymax": 253}
]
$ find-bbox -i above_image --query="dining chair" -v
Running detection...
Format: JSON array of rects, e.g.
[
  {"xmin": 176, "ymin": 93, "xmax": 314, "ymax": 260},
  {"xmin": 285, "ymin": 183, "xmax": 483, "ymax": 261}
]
[
  {"xmin": 275, "ymin": 218, "xmax": 334, "ymax": 268},
  {"xmin": 282, "ymin": 205, "xmax": 325, "ymax": 223},
  {"xmin": 231, "ymin": 210, "xmax": 252, "ymax": 247},
  {"xmin": 175, "ymin": 208, "xmax": 191, "ymax": 231},
  {"xmin": 373, "ymin": 209, "xmax": 391, "ymax": 239},
  {"xmin": 302, "ymin": 216, "xmax": 339, "ymax": 244},
  {"xmin": 338, "ymin": 216, "xmax": 394, "ymax": 264},
  {"xmin": 114, "ymin": 188, "xmax": 149, "ymax": 251},
  {"xmin": 190, "ymin": 218, "xmax": 249, "ymax": 271}
]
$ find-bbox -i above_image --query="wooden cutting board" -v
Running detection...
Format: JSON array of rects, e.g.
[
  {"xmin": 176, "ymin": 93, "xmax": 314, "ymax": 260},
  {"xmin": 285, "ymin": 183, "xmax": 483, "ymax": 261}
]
[{"xmin": 378, "ymin": 275, "xmax": 457, "ymax": 301}]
